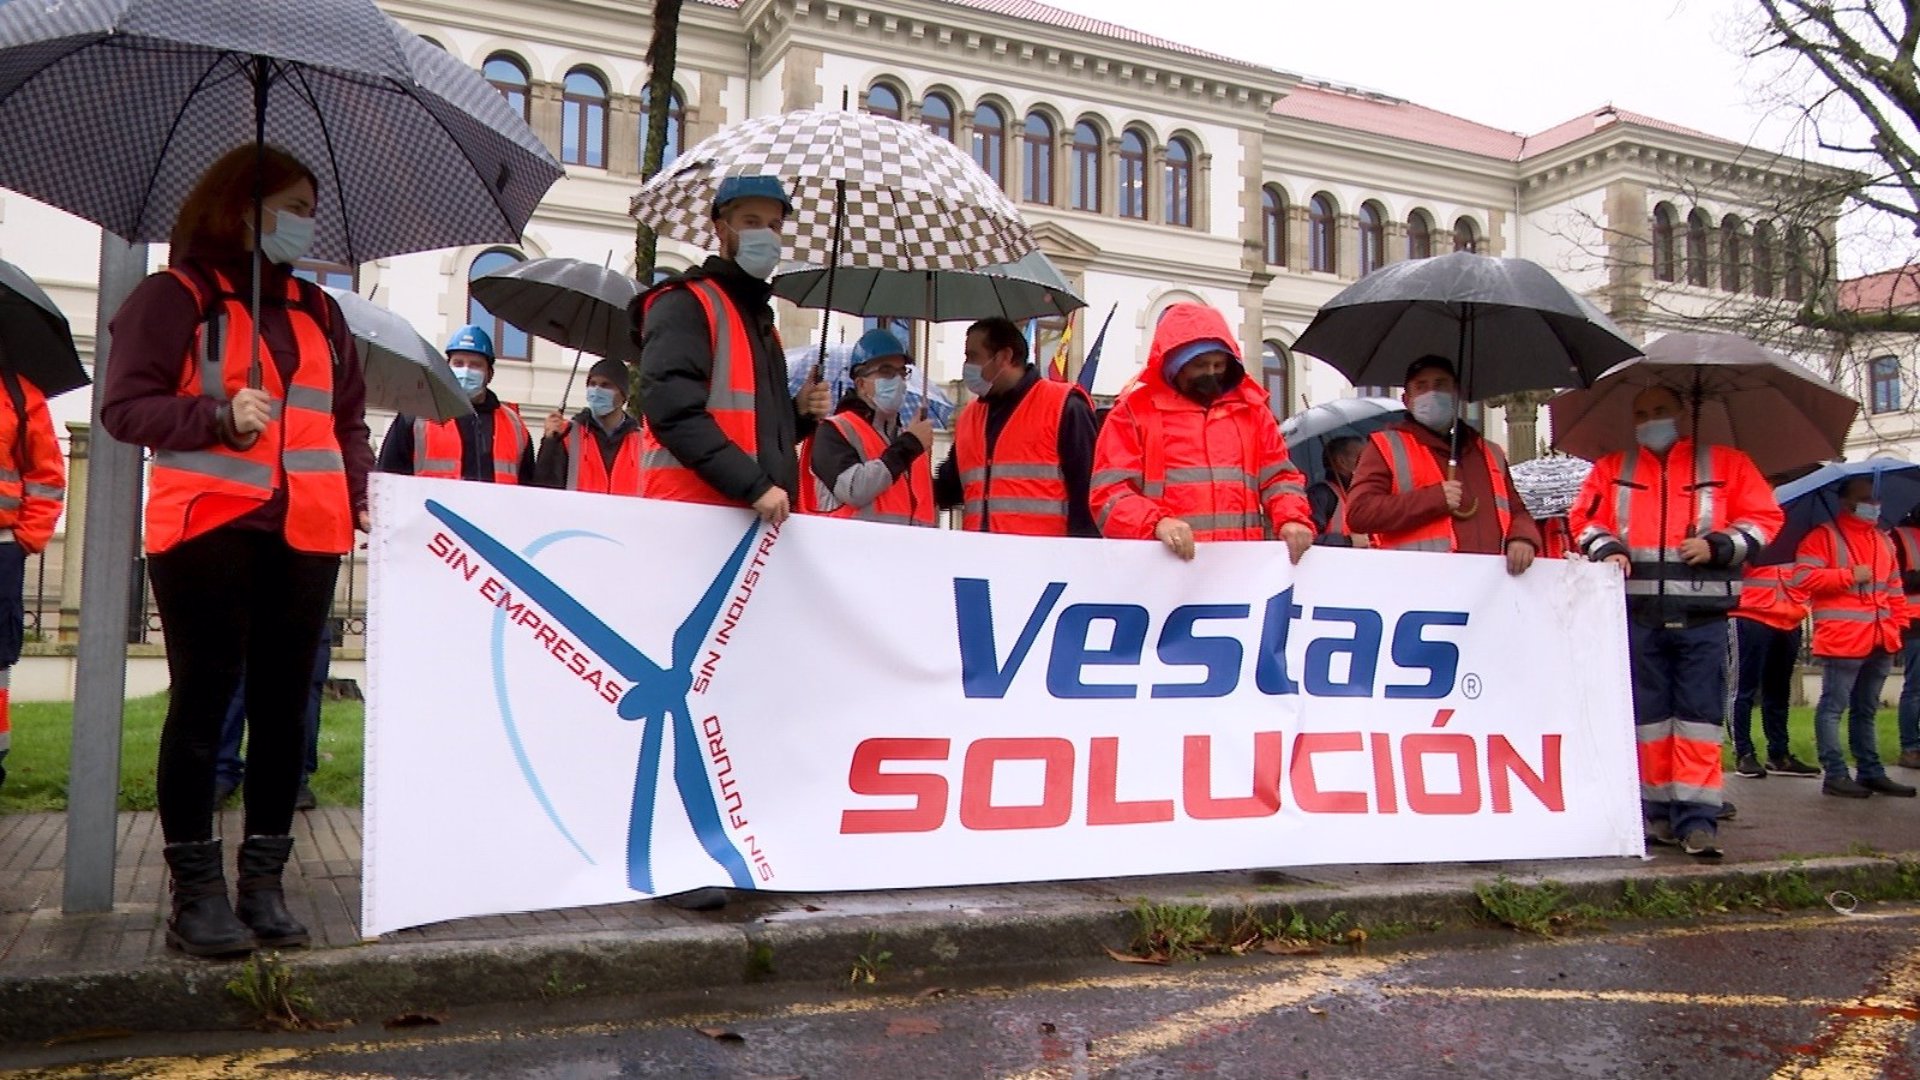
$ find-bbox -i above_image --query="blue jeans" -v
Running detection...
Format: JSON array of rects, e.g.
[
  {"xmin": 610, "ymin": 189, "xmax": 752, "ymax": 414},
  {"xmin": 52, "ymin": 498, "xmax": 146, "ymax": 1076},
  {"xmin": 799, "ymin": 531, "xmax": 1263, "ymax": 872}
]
[
  {"xmin": 214, "ymin": 624, "xmax": 331, "ymax": 788},
  {"xmin": 1900, "ymin": 635, "xmax": 1920, "ymax": 754},
  {"xmin": 1814, "ymin": 652, "xmax": 1890, "ymax": 781},
  {"xmin": 1732, "ymin": 618, "xmax": 1799, "ymax": 760},
  {"xmin": 1627, "ymin": 616, "xmax": 1727, "ymax": 838}
]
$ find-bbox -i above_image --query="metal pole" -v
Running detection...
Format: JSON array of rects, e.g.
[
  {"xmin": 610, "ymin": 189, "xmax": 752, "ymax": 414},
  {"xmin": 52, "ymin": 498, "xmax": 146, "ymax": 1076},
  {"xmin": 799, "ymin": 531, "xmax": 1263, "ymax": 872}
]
[{"xmin": 63, "ymin": 233, "xmax": 150, "ymax": 913}]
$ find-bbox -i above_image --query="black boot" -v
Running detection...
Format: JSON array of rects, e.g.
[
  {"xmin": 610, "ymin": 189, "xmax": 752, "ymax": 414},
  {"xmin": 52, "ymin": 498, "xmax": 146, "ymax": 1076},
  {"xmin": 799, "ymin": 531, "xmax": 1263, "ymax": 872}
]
[
  {"xmin": 162, "ymin": 839, "xmax": 253, "ymax": 959},
  {"xmin": 235, "ymin": 835, "xmax": 310, "ymax": 948}
]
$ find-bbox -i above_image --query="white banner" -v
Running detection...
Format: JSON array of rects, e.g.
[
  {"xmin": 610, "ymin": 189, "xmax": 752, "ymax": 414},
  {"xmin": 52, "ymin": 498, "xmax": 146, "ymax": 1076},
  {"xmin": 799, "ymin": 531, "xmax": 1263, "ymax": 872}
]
[{"xmin": 363, "ymin": 474, "xmax": 1643, "ymax": 936}]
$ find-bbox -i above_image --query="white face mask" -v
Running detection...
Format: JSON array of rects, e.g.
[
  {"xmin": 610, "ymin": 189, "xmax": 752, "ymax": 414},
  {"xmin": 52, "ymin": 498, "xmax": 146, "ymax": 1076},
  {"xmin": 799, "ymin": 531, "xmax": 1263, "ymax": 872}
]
[
  {"xmin": 1409, "ymin": 390, "xmax": 1455, "ymax": 431},
  {"xmin": 870, "ymin": 376, "xmax": 906, "ymax": 414},
  {"xmin": 963, "ymin": 362, "xmax": 993, "ymax": 398},
  {"xmin": 731, "ymin": 227, "xmax": 782, "ymax": 279},
  {"xmin": 259, "ymin": 208, "xmax": 315, "ymax": 265},
  {"xmin": 584, "ymin": 386, "xmax": 619, "ymax": 418},
  {"xmin": 1854, "ymin": 501, "xmax": 1882, "ymax": 523},
  {"xmin": 1635, "ymin": 417, "xmax": 1680, "ymax": 453},
  {"xmin": 452, "ymin": 366, "xmax": 486, "ymax": 397}
]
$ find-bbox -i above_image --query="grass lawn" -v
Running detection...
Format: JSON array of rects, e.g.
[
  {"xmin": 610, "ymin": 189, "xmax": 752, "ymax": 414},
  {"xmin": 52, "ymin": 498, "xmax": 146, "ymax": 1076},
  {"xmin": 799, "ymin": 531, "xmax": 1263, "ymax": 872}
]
[
  {"xmin": 0, "ymin": 693, "xmax": 364, "ymax": 813},
  {"xmin": 1731, "ymin": 705, "xmax": 1910, "ymax": 772}
]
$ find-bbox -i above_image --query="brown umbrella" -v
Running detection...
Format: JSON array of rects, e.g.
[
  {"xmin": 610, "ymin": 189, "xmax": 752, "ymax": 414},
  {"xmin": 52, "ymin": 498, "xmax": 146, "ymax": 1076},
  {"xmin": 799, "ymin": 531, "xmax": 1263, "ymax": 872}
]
[{"xmin": 1547, "ymin": 331, "xmax": 1858, "ymax": 476}]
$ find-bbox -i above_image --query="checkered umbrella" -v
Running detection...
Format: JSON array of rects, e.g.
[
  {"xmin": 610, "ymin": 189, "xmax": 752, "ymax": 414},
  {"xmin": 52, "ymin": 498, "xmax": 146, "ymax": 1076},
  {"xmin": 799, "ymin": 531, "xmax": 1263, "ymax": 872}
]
[
  {"xmin": 0, "ymin": 0, "xmax": 563, "ymax": 265},
  {"xmin": 629, "ymin": 109, "xmax": 1036, "ymax": 272}
]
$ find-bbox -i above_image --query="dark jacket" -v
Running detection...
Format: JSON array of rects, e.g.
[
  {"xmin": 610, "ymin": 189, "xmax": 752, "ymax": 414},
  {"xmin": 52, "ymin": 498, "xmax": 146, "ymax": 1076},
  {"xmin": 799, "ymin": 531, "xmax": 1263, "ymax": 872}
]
[
  {"xmin": 533, "ymin": 409, "xmax": 641, "ymax": 489},
  {"xmin": 100, "ymin": 256, "xmax": 375, "ymax": 532},
  {"xmin": 375, "ymin": 390, "xmax": 536, "ymax": 484},
  {"xmin": 635, "ymin": 255, "xmax": 816, "ymax": 504},
  {"xmin": 808, "ymin": 391, "xmax": 927, "ymax": 502},
  {"xmin": 932, "ymin": 365, "xmax": 1100, "ymax": 537},
  {"xmin": 1308, "ymin": 477, "xmax": 1355, "ymax": 547}
]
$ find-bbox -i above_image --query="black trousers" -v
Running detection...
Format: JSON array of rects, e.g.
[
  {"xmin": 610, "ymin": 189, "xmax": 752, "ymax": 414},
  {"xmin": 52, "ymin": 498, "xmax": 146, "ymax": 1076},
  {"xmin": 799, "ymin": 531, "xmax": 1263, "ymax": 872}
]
[{"xmin": 149, "ymin": 528, "xmax": 339, "ymax": 843}]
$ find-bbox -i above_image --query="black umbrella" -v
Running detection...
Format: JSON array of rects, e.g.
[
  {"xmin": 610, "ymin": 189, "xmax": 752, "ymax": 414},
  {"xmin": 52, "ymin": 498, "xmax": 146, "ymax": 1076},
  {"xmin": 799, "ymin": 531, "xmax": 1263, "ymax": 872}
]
[
  {"xmin": 0, "ymin": 260, "xmax": 86, "ymax": 397},
  {"xmin": 469, "ymin": 256, "xmax": 639, "ymax": 411}
]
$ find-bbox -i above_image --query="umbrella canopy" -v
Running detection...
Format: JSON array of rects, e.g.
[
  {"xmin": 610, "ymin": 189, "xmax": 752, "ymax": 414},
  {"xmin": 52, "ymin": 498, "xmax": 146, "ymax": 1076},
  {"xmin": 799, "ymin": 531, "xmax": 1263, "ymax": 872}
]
[
  {"xmin": 770, "ymin": 249, "xmax": 1085, "ymax": 323},
  {"xmin": 0, "ymin": 260, "xmax": 86, "ymax": 397},
  {"xmin": 0, "ymin": 0, "xmax": 563, "ymax": 264},
  {"xmin": 1754, "ymin": 458, "xmax": 1920, "ymax": 566},
  {"xmin": 1547, "ymin": 332, "xmax": 1857, "ymax": 478},
  {"xmin": 1291, "ymin": 252, "xmax": 1642, "ymax": 401},
  {"xmin": 321, "ymin": 287, "xmax": 470, "ymax": 421},
  {"xmin": 630, "ymin": 109, "xmax": 1035, "ymax": 272},
  {"xmin": 784, "ymin": 342, "xmax": 955, "ymax": 428},
  {"xmin": 1509, "ymin": 454, "xmax": 1593, "ymax": 520},
  {"xmin": 1279, "ymin": 397, "xmax": 1404, "ymax": 485},
  {"xmin": 469, "ymin": 257, "xmax": 640, "ymax": 364}
]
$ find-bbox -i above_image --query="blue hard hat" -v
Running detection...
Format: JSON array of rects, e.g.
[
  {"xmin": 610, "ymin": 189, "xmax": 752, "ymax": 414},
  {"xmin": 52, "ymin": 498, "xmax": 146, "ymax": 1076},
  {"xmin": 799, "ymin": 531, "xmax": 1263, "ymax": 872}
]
[
  {"xmin": 850, "ymin": 327, "xmax": 910, "ymax": 373},
  {"xmin": 445, "ymin": 324, "xmax": 496, "ymax": 362},
  {"xmin": 712, "ymin": 175, "xmax": 793, "ymax": 219}
]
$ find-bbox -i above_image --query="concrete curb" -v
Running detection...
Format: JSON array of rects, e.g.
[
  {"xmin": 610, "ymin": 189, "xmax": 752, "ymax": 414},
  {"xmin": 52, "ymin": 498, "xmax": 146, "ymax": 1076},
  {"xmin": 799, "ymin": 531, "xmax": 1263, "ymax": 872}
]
[{"xmin": 4, "ymin": 853, "xmax": 1917, "ymax": 1046}]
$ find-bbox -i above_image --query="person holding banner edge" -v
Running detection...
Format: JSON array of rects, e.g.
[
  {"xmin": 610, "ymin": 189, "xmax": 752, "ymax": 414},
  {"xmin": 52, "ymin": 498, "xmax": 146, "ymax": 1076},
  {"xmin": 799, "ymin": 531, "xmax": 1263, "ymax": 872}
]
[
  {"xmin": 1090, "ymin": 302, "xmax": 1315, "ymax": 562},
  {"xmin": 535, "ymin": 357, "xmax": 644, "ymax": 495},
  {"xmin": 798, "ymin": 327, "xmax": 935, "ymax": 524}
]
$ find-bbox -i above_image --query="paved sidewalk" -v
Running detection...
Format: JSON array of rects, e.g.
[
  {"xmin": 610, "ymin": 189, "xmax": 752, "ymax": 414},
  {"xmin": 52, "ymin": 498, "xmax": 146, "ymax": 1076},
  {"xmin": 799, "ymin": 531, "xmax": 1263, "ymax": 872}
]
[{"xmin": 3, "ymin": 770, "xmax": 1918, "ymax": 1045}]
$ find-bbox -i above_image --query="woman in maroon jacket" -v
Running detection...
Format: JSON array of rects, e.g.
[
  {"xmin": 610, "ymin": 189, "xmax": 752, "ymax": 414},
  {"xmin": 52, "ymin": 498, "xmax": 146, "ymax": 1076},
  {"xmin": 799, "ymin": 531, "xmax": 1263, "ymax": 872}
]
[{"xmin": 101, "ymin": 146, "xmax": 373, "ymax": 958}]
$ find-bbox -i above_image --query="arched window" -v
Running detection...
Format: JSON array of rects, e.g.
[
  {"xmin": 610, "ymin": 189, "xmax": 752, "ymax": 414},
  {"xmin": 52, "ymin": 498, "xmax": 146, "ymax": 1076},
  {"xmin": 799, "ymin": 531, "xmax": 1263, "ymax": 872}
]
[
  {"xmin": 1407, "ymin": 209, "xmax": 1434, "ymax": 260},
  {"xmin": 1784, "ymin": 228, "xmax": 1807, "ymax": 302},
  {"xmin": 1358, "ymin": 201, "xmax": 1385, "ymax": 275},
  {"xmin": 1118, "ymin": 129, "xmax": 1149, "ymax": 220},
  {"xmin": 921, "ymin": 93, "xmax": 954, "ymax": 142},
  {"xmin": 1651, "ymin": 203, "xmax": 1677, "ymax": 283},
  {"xmin": 638, "ymin": 84, "xmax": 684, "ymax": 172},
  {"xmin": 483, "ymin": 54, "xmax": 530, "ymax": 122},
  {"xmin": 1022, "ymin": 111, "xmax": 1054, "ymax": 205},
  {"xmin": 561, "ymin": 68, "xmax": 608, "ymax": 168},
  {"xmin": 1261, "ymin": 341, "xmax": 1291, "ymax": 421},
  {"xmin": 1309, "ymin": 193, "xmax": 1336, "ymax": 273},
  {"xmin": 1070, "ymin": 120, "xmax": 1101, "ymax": 212},
  {"xmin": 468, "ymin": 249, "xmax": 531, "ymax": 361},
  {"xmin": 1720, "ymin": 215, "xmax": 1745, "ymax": 292},
  {"xmin": 1164, "ymin": 136, "xmax": 1194, "ymax": 228},
  {"xmin": 1685, "ymin": 210, "xmax": 1711, "ymax": 287},
  {"xmin": 971, "ymin": 103, "xmax": 1005, "ymax": 187},
  {"xmin": 1452, "ymin": 216, "xmax": 1479, "ymax": 254},
  {"xmin": 1262, "ymin": 186, "xmax": 1286, "ymax": 266},
  {"xmin": 864, "ymin": 82, "xmax": 902, "ymax": 121},
  {"xmin": 1751, "ymin": 222, "xmax": 1775, "ymax": 298}
]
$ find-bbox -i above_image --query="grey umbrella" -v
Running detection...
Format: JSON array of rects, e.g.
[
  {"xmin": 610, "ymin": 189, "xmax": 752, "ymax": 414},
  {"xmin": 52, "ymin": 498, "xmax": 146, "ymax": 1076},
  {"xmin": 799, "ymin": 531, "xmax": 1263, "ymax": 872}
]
[
  {"xmin": 0, "ymin": 260, "xmax": 86, "ymax": 397},
  {"xmin": 1279, "ymin": 396, "xmax": 1404, "ymax": 485},
  {"xmin": 469, "ymin": 256, "xmax": 640, "ymax": 411},
  {"xmin": 322, "ymin": 287, "xmax": 471, "ymax": 421},
  {"xmin": 1291, "ymin": 252, "xmax": 1642, "ymax": 401},
  {"xmin": 1547, "ymin": 331, "xmax": 1857, "ymax": 477},
  {"xmin": 770, "ymin": 249, "xmax": 1086, "ymax": 323}
]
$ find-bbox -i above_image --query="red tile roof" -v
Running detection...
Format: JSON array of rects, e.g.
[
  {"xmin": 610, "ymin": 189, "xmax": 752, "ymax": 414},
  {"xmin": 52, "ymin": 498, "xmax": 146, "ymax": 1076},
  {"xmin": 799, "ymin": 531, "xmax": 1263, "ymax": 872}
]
[
  {"xmin": 1839, "ymin": 266, "xmax": 1920, "ymax": 312},
  {"xmin": 931, "ymin": 0, "xmax": 1260, "ymax": 67}
]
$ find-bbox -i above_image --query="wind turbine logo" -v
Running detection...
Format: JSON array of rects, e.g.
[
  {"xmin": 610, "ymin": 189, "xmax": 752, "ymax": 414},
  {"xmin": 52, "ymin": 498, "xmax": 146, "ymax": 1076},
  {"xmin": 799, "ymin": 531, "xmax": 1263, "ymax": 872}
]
[{"xmin": 426, "ymin": 499, "xmax": 763, "ymax": 894}]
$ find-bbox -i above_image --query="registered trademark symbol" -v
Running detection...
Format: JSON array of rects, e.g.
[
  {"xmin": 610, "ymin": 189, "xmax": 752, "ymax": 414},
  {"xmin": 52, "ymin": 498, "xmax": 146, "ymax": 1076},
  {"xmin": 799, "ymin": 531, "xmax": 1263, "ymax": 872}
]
[{"xmin": 1461, "ymin": 674, "xmax": 1483, "ymax": 700}]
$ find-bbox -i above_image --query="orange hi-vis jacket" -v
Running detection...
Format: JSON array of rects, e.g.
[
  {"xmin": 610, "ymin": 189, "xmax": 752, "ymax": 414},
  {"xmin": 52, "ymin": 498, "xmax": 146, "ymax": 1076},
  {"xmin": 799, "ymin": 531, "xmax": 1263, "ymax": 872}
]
[
  {"xmin": 1793, "ymin": 517, "xmax": 1908, "ymax": 658},
  {"xmin": 1538, "ymin": 516, "xmax": 1571, "ymax": 560},
  {"xmin": 1732, "ymin": 564, "xmax": 1808, "ymax": 632},
  {"xmin": 412, "ymin": 405, "xmax": 529, "ymax": 484},
  {"xmin": 1569, "ymin": 439, "xmax": 1781, "ymax": 615},
  {"xmin": 797, "ymin": 412, "xmax": 935, "ymax": 526},
  {"xmin": 1365, "ymin": 427, "xmax": 1511, "ymax": 552},
  {"xmin": 1091, "ymin": 304, "xmax": 1310, "ymax": 542},
  {"xmin": 564, "ymin": 420, "xmax": 643, "ymax": 496},
  {"xmin": 637, "ymin": 278, "xmax": 757, "ymax": 505},
  {"xmin": 144, "ymin": 266, "xmax": 352, "ymax": 557},
  {"xmin": 1892, "ymin": 525, "xmax": 1920, "ymax": 604},
  {"xmin": 955, "ymin": 377, "xmax": 1086, "ymax": 536},
  {"xmin": 0, "ymin": 373, "xmax": 64, "ymax": 554}
]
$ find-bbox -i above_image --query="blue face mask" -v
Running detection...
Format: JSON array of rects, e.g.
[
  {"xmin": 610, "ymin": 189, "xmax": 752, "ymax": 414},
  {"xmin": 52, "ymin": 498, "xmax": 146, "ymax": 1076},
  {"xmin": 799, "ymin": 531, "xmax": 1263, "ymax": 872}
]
[
  {"xmin": 870, "ymin": 376, "xmax": 906, "ymax": 414},
  {"xmin": 584, "ymin": 386, "xmax": 619, "ymax": 418},
  {"xmin": 1854, "ymin": 501, "xmax": 1882, "ymax": 523},
  {"xmin": 453, "ymin": 366, "xmax": 486, "ymax": 397},
  {"xmin": 732, "ymin": 228, "xmax": 782, "ymax": 279},
  {"xmin": 259, "ymin": 209, "xmax": 314, "ymax": 265},
  {"xmin": 1410, "ymin": 390, "xmax": 1455, "ymax": 431},
  {"xmin": 1635, "ymin": 417, "xmax": 1680, "ymax": 453},
  {"xmin": 963, "ymin": 362, "xmax": 992, "ymax": 398}
]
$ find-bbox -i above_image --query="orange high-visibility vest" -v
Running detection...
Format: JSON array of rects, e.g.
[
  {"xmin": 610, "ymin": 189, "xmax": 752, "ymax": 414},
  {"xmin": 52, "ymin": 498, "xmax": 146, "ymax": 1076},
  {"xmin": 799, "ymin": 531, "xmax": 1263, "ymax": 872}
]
[
  {"xmin": 798, "ymin": 412, "xmax": 935, "ymax": 526},
  {"xmin": 1733, "ymin": 564, "xmax": 1807, "ymax": 632},
  {"xmin": 1365, "ymin": 428, "xmax": 1512, "ymax": 552},
  {"xmin": 413, "ymin": 405, "xmax": 528, "ymax": 485},
  {"xmin": 565, "ymin": 420, "xmax": 643, "ymax": 496},
  {"xmin": 144, "ymin": 266, "xmax": 352, "ymax": 556},
  {"xmin": 1803, "ymin": 521, "xmax": 1904, "ymax": 658},
  {"xmin": 637, "ymin": 278, "xmax": 759, "ymax": 505},
  {"xmin": 956, "ymin": 378, "xmax": 1085, "ymax": 536},
  {"xmin": 1892, "ymin": 525, "xmax": 1920, "ymax": 603}
]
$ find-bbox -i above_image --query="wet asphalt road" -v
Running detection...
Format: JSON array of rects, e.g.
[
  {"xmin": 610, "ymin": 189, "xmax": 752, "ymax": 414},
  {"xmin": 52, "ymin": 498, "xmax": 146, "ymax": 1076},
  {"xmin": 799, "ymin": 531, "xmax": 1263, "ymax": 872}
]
[{"xmin": 4, "ymin": 907, "xmax": 1918, "ymax": 1080}]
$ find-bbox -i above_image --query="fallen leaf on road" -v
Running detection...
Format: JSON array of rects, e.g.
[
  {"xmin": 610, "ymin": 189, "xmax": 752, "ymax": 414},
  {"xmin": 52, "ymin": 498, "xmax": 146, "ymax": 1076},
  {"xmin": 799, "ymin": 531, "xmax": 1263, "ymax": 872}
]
[
  {"xmin": 913, "ymin": 986, "xmax": 950, "ymax": 1000},
  {"xmin": 42, "ymin": 1027, "xmax": 133, "ymax": 1048},
  {"xmin": 1039, "ymin": 1021, "xmax": 1058, "ymax": 1035},
  {"xmin": 1306, "ymin": 1006, "xmax": 1327, "ymax": 1017},
  {"xmin": 1105, "ymin": 947, "xmax": 1169, "ymax": 966},
  {"xmin": 383, "ymin": 1012, "xmax": 446, "ymax": 1029},
  {"xmin": 1261, "ymin": 941, "xmax": 1322, "ymax": 956},
  {"xmin": 696, "ymin": 1026, "xmax": 746, "ymax": 1042},
  {"xmin": 887, "ymin": 1017, "xmax": 943, "ymax": 1037}
]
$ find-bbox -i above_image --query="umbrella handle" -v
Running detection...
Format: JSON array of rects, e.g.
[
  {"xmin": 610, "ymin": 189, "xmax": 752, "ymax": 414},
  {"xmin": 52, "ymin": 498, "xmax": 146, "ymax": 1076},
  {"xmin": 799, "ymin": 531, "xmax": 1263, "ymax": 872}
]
[
  {"xmin": 1447, "ymin": 460, "xmax": 1479, "ymax": 520},
  {"xmin": 559, "ymin": 346, "xmax": 586, "ymax": 414}
]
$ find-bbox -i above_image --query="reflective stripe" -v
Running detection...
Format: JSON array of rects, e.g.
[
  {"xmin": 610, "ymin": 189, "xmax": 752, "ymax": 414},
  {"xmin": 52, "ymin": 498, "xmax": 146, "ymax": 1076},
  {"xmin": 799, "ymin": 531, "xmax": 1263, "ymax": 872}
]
[
  {"xmin": 1186, "ymin": 511, "xmax": 1261, "ymax": 533},
  {"xmin": 1809, "ymin": 608, "xmax": 1877, "ymax": 622},
  {"xmin": 22, "ymin": 483, "xmax": 62, "ymax": 502},
  {"xmin": 1614, "ymin": 449, "xmax": 1637, "ymax": 536},
  {"xmin": 153, "ymin": 449, "xmax": 275, "ymax": 487},
  {"xmin": 0, "ymin": 468, "xmax": 17, "ymax": 484},
  {"xmin": 642, "ymin": 448, "xmax": 682, "ymax": 469},
  {"xmin": 1396, "ymin": 538, "xmax": 1452, "ymax": 552},
  {"xmin": 1635, "ymin": 720, "xmax": 1673, "ymax": 743},
  {"xmin": 1090, "ymin": 469, "xmax": 1137, "ymax": 488},
  {"xmin": 418, "ymin": 456, "xmax": 460, "ymax": 474},
  {"xmin": 1625, "ymin": 577, "xmax": 1739, "ymax": 598},
  {"xmin": 1381, "ymin": 431, "xmax": 1416, "ymax": 495},
  {"xmin": 283, "ymin": 449, "xmax": 344, "ymax": 473},
  {"xmin": 959, "ymin": 468, "xmax": 987, "ymax": 485},
  {"xmin": 1095, "ymin": 498, "xmax": 1122, "ymax": 531},
  {"xmin": 1257, "ymin": 461, "xmax": 1293, "ymax": 486},
  {"xmin": 988, "ymin": 497, "xmax": 1069, "ymax": 516},
  {"xmin": 984, "ymin": 463, "xmax": 1066, "ymax": 481},
  {"xmin": 1164, "ymin": 466, "xmax": 1252, "ymax": 486},
  {"xmin": 1673, "ymin": 719, "xmax": 1724, "ymax": 744},
  {"xmin": 1269, "ymin": 482, "xmax": 1306, "ymax": 498},
  {"xmin": 696, "ymin": 279, "xmax": 756, "ymax": 415},
  {"xmin": 285, "ymin": 384, "xmax": 333, "ymax": 413},
  {"xmin": 0, "ymin": 495, "xmax": 19, "ymax": 511},
  {"xmin": 859, "ymin": 511, "xmax": 919, "ymax": 526},
  {"xmin": 1667, "ymin": 782, "xmax": 1722, "ymax": 806}
]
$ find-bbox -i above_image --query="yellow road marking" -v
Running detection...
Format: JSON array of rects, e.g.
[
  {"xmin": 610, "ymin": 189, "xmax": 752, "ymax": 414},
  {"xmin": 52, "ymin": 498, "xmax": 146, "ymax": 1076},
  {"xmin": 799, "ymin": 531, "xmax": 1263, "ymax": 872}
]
[
  {"xmin": 1766, "ymin": 942, "xmax": 1920, "ymax": 1080},
  {"xmin": 1384, "ymin": 985, "xmax": 1841, "ymax": 1010}
]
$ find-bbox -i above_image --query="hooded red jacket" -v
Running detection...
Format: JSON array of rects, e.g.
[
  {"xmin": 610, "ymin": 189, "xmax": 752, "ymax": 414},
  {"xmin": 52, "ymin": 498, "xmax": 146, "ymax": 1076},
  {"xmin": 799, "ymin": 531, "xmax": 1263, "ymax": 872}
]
[{"xmin": 1090, "ymin": 304, "xmax": 1312, "ymax": 541}]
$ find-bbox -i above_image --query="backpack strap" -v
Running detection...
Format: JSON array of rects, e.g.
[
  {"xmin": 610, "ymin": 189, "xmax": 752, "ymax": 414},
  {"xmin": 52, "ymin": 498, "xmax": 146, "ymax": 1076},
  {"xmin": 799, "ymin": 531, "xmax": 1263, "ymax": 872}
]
[{"xmin": 0, "ymin": 370, "xmax": 29, "ymax": 476}]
